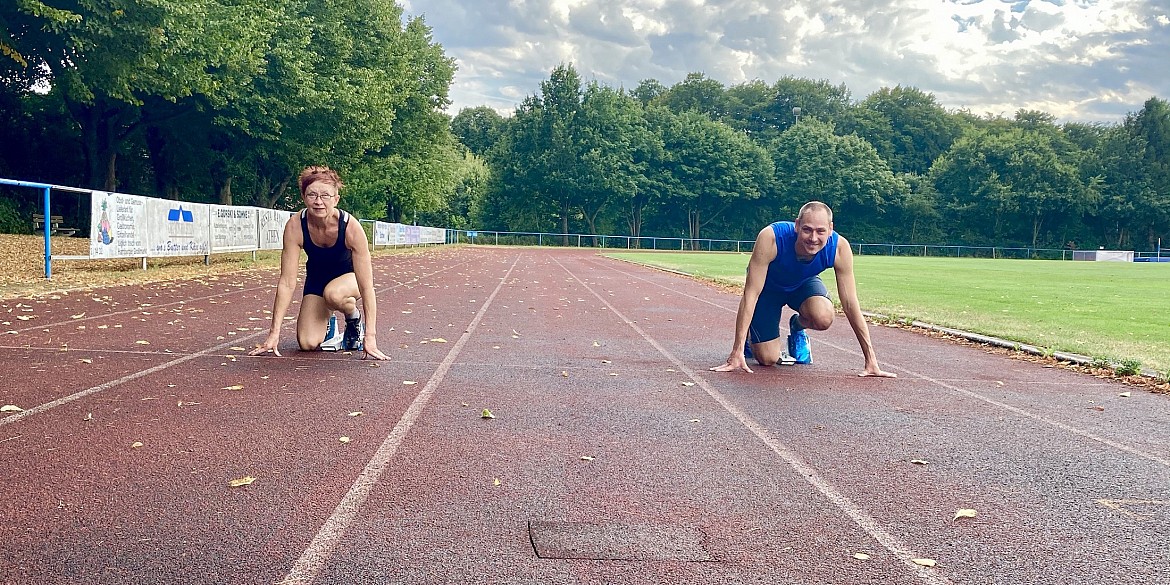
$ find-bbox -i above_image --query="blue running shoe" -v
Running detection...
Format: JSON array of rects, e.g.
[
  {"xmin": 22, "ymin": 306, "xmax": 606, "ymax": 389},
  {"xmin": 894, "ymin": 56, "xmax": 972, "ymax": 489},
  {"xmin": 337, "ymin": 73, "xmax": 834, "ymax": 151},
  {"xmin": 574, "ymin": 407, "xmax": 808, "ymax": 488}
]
[
  {"xmin": 787, "ymin": 314, "xmax": 811, "ymax": 364},
  {"xmin": 320, "ymin": 315, "xmax": 344, "ymax": 351},
  {"xmin": 343, "ymin": 315, "xmax": 364, "ymax": 351}
]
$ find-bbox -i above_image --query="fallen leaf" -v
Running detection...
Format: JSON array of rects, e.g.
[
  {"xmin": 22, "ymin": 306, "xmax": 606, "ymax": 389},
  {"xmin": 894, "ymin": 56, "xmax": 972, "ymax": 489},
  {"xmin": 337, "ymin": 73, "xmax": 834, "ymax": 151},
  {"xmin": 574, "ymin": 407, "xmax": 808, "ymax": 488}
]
[
  {"xmin": 689, "ymin": 419, "xmax": 701, "ymax": 423},
  {"xmin": 561, "ymin": 371, "xmax": 569, "ymax": 377},
  {"xmin": 1119, "ymin": 392, "xmax": 1131, "ymax": 398},
  {"xmin": 953, "ymin": 508, "xmax": 977, "ymax": 521},
  {"xmin": 136, "ymin": 340, "xmax": 150, "ymax": 345},
  {"xmin": 222, "ymin": 385, "xmax": 244, "ymax": 391},
  {"xmin": 79, "ymin": 358, "xmax": 93, "ymax": 364},
  {"xmin": 1, "ymin": 404, "xmax": 22, "ymax": 413},
  {"xmin": 492, "ymin": 478, "xmax": 501, "ymax": 486},
  {"xmin": 403, "ymin": 380, "xmax": 417, "ymax": 385},
  {"xmin": 912, "ymin": 558, "xmax": 937, "ymax": 567},
  {"xmin": 348, "ymin": 411, "xmax": 363, "ymax": 417},
  {"xmin": 228, "ymin": 476, "xmax": 256, "ymax": 487},
  {"xmin": 83, "ymin": 412, "xmax": 93, "ymax": 421},
  {"xmin": 429, "ymin": 338, "xmax": 448, "ymax": 343},
  {"xmin": 70, "ymin": 313, "xmax": 85, "ymax": 319},
  {"xmin": 681, "ymin": 382, "xmax": 695, "ymax": 387},
  {"xmin": 592, "ymin": 341, "xmax": 600, "ymax": 347},
  {"xmin": 481, "ymin": 408, "xmax": 495, "ymax": 419},
  {"xmin": 609, "ymin": 372, "xmax": 618, "ymax": 376},
  {"xmin": 853, "ymin": 553, "xmax": 871, "ymax": 560},
  {"xmin": 230, "ymin": 346, "xmax": 246, "ymax": 351},
  {"xmin": 339, "ymin": 436, "xmax": 351, "ymax": 444},
  {"xmin": 910, "ymin": 459, "xmax": 929, "ymax": 465},
  {"xmin": 131, "ymin": 441, "xmax": 144, "ymax": 449},
  {"xmin": 995, "ymin": 381, "xmax": 1004, "ymax": 387},
  {"xmin": 601, "ymin": 360, "xmax": 611, "ymax": 364},
  {"xmin": 580, "ymin": 455, "xmax": 595, "ymax": 461}
]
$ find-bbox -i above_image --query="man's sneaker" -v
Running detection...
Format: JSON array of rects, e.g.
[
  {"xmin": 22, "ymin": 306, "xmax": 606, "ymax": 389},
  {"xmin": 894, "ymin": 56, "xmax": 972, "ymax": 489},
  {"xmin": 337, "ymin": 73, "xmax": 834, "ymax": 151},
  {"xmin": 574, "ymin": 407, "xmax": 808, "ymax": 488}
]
[
  {"xmin": 787, "ymin": 314, "xmax": 812, "ymax": 364},
  {"xmin": 320, "ymin": 315, "xmax": 344, "ymax": 351},
  {"xmin": 343, "ymin": 316, "xmax": 364, "ymax": 351}
]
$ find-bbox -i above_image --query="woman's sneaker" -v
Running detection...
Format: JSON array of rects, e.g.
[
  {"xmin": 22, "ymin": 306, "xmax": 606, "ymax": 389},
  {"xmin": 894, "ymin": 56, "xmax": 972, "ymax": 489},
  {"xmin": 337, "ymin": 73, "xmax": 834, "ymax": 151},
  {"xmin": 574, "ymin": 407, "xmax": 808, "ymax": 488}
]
[
  {"xmin": 320, "ymin": 315, "xmax": 344, "ymax": 351},
  {"xmin": 343, "ymin": 316, "xmax": 364, "ymax": 351},
  {"xmin": 786, "ymin": 314, "xmax": 812, "ymax": 364}
]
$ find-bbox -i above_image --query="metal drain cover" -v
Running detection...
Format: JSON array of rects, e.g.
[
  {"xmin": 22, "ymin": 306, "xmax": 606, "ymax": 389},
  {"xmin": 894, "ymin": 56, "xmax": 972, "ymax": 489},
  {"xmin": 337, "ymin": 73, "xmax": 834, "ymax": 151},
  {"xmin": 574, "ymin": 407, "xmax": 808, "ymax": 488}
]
[{"xmin": 528, "ymin": 521, "xmax": 713, "ymax": 561}]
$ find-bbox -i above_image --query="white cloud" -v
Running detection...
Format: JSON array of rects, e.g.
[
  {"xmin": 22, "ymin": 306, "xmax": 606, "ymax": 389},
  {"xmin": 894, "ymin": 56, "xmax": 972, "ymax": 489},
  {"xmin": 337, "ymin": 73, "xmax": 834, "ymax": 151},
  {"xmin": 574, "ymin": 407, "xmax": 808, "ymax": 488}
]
[{"xmin": 405, "ymin": 0, "xmax": 1170, "ymax": 122}]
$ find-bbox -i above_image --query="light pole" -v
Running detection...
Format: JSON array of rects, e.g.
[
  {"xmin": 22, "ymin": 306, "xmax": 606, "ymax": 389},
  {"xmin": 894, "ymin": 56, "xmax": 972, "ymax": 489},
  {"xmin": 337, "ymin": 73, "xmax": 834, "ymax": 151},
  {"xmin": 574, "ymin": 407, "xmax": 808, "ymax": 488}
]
[{"xmin": 793, "ymin": 106, "xmax": 801, "ymax": 124}]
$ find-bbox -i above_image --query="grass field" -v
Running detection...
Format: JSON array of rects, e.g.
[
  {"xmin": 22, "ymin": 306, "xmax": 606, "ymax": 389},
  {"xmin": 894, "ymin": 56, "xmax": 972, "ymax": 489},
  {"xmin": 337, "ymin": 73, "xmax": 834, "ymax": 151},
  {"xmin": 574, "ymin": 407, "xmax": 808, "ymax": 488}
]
[{"xmin": 606, "ymin": 251, "xmax": 1170, "ymax": 375}]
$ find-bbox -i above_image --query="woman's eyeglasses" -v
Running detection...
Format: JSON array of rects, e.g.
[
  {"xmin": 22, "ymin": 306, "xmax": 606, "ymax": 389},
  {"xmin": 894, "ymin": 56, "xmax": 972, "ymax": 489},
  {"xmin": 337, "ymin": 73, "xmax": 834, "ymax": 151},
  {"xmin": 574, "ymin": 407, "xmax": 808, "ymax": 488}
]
[{"xmin": 305, "ymin": 193, "xmax": 336, "ymax": 201}]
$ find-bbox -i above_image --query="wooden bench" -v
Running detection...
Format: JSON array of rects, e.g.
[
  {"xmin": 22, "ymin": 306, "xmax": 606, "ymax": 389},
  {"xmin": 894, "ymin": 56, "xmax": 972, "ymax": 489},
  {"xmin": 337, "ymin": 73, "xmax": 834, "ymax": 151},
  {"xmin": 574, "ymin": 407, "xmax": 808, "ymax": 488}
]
[{"xmin": 32, "ymin": 213, "xmax": 78, "ymax": 237}]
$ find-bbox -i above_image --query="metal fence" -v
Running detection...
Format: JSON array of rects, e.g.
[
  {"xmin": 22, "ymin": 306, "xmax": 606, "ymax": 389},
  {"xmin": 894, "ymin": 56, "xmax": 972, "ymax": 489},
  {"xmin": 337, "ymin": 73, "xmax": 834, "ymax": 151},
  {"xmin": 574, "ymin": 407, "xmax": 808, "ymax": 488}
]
[{"xmin": 447, "ymin": 229, "xmax": 1168, "ymax": 261}]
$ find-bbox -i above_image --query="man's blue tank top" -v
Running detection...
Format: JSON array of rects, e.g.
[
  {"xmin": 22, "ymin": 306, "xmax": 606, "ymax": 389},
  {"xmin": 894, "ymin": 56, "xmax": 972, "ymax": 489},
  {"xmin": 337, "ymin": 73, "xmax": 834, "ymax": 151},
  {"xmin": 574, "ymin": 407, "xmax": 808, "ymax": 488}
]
[{"xmin": 763, "ymin": 221, "xmax": 838, "ymax": 294}]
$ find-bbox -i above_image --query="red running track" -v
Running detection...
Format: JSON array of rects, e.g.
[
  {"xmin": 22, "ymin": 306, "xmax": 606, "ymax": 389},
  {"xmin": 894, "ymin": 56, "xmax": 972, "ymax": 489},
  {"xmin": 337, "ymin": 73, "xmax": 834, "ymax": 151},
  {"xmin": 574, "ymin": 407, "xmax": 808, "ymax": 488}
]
[{"xmin": 1, "ymin": 246, "xmax": 1167, "ymax": 585}]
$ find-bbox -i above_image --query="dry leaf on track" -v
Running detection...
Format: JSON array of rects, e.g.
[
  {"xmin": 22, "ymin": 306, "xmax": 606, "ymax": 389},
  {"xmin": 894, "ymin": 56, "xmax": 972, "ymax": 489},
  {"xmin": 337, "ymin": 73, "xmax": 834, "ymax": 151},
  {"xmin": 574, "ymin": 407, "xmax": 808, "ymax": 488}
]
[
  {"xmin": 853, "ymin": 553, "xmax": 870, "ymax": 560},
  {"xmin": 481, "ymin": 408, "xmax": 495, "ymax": 419},
  {"xmin": 228, "ymin": 476, "xmax": 256, "ymax": 487},
  {"xmin": 1, "ymin": 404, "xmax": 23, "ymax": 413},
  {"xmin": 222, "ymin": 385, "xmax": 244, "ymax": 391},
  {"xmin": 911, "ymin": 558, "xmax": 937, "ymax": 567},
  {"xmin": 953, "ymin": 508, "xmax": 977, "ymax": 522}
]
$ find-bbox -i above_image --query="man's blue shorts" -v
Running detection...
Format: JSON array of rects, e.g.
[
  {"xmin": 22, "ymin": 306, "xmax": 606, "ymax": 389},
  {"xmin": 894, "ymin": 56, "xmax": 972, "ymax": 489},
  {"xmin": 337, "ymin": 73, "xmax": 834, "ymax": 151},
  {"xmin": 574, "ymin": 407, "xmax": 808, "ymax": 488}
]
[{"xmin": 749, "ymin": 277, "xmax": 830, "ymax": 344}]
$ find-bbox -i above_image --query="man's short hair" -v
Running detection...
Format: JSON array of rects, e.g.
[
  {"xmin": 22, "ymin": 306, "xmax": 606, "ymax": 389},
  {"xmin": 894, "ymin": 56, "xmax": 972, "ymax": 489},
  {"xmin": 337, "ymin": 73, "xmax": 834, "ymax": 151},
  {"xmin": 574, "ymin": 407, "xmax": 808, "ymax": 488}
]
[{"xmin": 796, "ymin": 201, "xmax": 833, "ymax": 224}]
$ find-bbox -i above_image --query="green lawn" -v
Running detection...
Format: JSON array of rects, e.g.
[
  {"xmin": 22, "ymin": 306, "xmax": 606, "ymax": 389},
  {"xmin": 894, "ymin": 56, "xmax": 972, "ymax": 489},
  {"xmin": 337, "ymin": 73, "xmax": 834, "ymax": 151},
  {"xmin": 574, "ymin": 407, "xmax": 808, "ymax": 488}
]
[{"xmin": 606, "ymin": 251, "xmax": 1170, "ymax": 375}]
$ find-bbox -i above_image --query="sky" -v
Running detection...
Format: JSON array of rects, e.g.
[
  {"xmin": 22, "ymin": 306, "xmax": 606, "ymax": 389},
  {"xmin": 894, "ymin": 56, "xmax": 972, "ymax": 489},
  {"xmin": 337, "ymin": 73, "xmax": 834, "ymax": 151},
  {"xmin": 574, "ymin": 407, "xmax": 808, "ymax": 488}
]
[{"xmin": 398, "ymin": 0, "xmax": 1170, "ymax": 124}]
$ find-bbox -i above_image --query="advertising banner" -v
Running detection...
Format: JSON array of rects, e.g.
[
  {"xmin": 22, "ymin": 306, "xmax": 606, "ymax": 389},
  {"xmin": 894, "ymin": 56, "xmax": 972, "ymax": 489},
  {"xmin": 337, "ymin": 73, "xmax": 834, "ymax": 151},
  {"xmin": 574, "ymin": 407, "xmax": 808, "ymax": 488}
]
[
  {"xmin": 145, "ymin": 199, "xmax": 211, "ymax": 257},
  {"xmin": 89, "ymin": 191, "xmax": 149, "ymax": 259},
  {"xmin": 259, "ymin": 209, "xmax": 293, "ymax": 250},
  {"xmin": 211, "ymin": 205, "xmax": 259, "ymax": 252}
]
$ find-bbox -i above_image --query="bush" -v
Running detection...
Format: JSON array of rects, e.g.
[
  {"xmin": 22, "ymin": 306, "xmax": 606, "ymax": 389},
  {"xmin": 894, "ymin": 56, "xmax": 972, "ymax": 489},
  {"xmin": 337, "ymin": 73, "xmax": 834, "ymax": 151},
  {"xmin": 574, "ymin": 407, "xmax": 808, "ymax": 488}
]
[{"xmin": 0, "ymin": 196, "xmax": 28, "ymax": 234}]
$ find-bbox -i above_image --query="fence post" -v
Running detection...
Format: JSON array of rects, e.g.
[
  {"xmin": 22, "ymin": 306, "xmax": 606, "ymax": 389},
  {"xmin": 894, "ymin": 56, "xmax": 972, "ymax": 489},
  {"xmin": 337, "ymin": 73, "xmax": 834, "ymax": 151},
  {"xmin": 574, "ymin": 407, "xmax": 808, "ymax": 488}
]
[{"xmin": 41, "ymin": 185, "xmax": 52, "ymax": 279}]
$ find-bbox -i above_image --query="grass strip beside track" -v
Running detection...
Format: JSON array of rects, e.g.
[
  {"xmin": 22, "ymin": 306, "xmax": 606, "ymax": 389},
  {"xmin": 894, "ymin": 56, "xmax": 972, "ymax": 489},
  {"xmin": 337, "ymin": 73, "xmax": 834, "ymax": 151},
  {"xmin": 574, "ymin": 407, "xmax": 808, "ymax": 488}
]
[{"xmin": 605, "ymin": 251, "xmax": 1170, "ymax": 375}]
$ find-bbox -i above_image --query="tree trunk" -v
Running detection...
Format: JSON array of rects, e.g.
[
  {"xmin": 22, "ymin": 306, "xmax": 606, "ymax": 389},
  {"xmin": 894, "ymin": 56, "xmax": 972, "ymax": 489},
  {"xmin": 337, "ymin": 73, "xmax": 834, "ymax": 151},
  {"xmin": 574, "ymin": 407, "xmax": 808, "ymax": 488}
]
[{"xmin": 218, "ymin": 176, "xmax": 233, "ymax": 205}]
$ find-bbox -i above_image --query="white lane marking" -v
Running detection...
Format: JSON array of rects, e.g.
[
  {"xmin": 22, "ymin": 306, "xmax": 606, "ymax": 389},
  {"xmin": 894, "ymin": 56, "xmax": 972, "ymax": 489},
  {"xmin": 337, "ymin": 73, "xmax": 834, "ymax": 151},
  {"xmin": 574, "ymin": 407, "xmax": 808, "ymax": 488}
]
[
  {"xmin": 279, "ymin": 254, "xmax": 521, "ymax": 585},
  {"xmin": 0, "ymin": 337, "xmax": 256, "ymax": 428},
  {"xmin": 556, "ymin": 256, "xmax": 951, "ymax": 585},
  {"xmin": 0, "ymin": 259, "xmax": 471, "ymax": 425},
  {"xmin": 600, "ymin": 258, "xmax": 1170, "ymax": 469}
]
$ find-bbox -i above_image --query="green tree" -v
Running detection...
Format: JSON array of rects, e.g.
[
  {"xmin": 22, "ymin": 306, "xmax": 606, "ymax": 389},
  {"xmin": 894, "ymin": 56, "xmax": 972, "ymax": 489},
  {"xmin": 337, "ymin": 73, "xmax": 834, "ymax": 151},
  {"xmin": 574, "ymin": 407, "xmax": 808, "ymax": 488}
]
[
  {"xmin": 451, "ymin": 106, "xmax": 506, "ymax": 156},
  {"xmin": 770, "ymin": 120, "xmax": 907, "ymax": 240},
  {"xmin": 654, "ymin": 109, "xmax": 773, "ymax": 243},
  {"xmin": 932, "ymin": 126, "xmax": 1094, "ymax": 247},
  {"xmin": 859, "ymin": 86, "xmax": 961, "ymax": 176}
]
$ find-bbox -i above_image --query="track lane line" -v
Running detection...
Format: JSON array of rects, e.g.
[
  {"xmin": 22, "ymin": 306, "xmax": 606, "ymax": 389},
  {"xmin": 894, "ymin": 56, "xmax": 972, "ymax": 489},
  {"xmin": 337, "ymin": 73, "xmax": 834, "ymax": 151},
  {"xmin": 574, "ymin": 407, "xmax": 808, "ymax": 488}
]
[
  {"xmin": 0, "ymin": 257, "xmax": 471, "ymax": 427},
  {"xmin": 596, "ymin": 257, "xmax": 1170, "ymax": 469},
  {"xmin": 554, "ymin": 255, "xmax": 952, "ymax": 585},
  {"xmin": 278, "ymin": 253, "xmax": 522, "ymax": 585}
]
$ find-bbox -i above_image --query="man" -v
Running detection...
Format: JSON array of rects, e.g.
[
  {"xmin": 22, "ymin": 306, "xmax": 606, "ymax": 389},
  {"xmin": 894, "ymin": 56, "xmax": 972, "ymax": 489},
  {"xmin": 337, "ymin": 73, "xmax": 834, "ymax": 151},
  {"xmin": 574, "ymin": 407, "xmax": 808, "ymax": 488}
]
[
  {"xmin": 711, "ymin": 201, "xmax": 894, "ymax": 377},
  {"xmin": 250, "ymin": 166, "xmax": 389, "ymax": 360}
]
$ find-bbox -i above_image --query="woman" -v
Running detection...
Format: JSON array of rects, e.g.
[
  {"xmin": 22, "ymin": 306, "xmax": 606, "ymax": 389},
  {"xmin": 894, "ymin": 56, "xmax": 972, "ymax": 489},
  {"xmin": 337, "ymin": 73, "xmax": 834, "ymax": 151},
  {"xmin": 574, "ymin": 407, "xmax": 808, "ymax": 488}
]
[{"xmin": 250, "ymin": 166, "xmax": 389, "ymax": 359}]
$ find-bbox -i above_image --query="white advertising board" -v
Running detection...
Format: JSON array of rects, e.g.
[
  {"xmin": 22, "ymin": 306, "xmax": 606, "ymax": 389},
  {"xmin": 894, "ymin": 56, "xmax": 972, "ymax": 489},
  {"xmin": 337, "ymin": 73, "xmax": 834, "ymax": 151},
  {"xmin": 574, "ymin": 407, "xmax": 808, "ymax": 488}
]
[
  {"xmin": 374, "ymin": 221, "xmax": 392, "ymax": 246},
  {"xmin": 259, "ymin": 209, "xmax": 293, "ymax": 250},
  {"xmin": 145, "ymin": 199, "xmax": 211, "ymax": 257},
  {"xmin": 90, "ymin": 191, "xmax": 149, "ymax": 258},
  {"xmin": 211, "ymin": 205, "xmax": 259, "ymax": 252}
]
